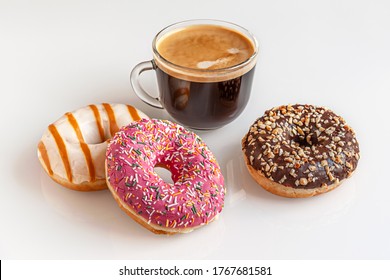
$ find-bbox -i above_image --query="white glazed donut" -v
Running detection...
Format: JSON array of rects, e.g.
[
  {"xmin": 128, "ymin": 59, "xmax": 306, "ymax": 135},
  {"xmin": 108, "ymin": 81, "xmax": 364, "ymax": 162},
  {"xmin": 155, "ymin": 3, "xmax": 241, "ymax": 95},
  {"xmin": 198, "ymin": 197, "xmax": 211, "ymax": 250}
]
[{"xmin": 37, "ymin": 103, "xmax": 149, "ymax": 191}]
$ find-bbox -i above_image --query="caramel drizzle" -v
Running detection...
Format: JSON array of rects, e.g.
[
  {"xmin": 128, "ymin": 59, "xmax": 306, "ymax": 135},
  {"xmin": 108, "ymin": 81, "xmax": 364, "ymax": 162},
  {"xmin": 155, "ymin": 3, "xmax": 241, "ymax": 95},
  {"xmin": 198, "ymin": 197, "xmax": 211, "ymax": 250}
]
[
  {"xmin": 102, "ymin": 103, "xmax": 119, "ymax": 136},
  {"xmin": 48, "ymin": 124, "xmax": 72, "ymax": 182},
  {"xmin": 126, "ymin": 104, "xmax": 141, "ymax": 121},
  {"xmin": 38, "ymin": 141, "xmax": 53, "ymax": 175},
  {"xmin": 89, "ymin": 104, "xmax": 105, "ymax": 142},
  {"xmin": 42, "ymin": 104, "xmax": 140, "ymax": 184},
  {"xmin": 66, "ymin": 112, "xmax": 96, "ymax": 182}
]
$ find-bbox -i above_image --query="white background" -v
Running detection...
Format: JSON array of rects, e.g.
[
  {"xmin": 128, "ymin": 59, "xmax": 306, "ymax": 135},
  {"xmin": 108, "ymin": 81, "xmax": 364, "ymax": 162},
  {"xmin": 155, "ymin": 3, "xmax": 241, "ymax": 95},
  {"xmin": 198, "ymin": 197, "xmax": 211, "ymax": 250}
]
[{"xmin": 1, "ymin": 0, "xmax": 389, "ymax": 259}]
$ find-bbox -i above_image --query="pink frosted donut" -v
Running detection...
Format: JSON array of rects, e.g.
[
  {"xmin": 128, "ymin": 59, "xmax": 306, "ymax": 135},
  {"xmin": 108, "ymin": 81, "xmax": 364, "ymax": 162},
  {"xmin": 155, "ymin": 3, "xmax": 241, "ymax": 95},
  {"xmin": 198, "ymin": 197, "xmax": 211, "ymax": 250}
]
[{"xmin": 105, "ymin": 119, "xmax": 225, "ymax": 234}]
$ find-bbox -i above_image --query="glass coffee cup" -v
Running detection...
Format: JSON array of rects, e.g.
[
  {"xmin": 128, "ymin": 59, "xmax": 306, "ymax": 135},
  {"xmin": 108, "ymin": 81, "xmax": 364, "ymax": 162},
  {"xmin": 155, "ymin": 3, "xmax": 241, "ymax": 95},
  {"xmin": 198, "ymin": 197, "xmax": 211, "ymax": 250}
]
[{"xmin": 130, "ymin": 19, "xmax": 259, "ymax": 130}]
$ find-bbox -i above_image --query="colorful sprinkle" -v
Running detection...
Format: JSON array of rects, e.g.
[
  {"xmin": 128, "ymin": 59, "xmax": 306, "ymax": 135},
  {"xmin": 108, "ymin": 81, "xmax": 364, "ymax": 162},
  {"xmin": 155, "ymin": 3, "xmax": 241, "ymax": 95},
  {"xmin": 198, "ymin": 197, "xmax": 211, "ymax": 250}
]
[{"xmin": 106, "ymin": 118, "xmax": 225, "ymax": 229}]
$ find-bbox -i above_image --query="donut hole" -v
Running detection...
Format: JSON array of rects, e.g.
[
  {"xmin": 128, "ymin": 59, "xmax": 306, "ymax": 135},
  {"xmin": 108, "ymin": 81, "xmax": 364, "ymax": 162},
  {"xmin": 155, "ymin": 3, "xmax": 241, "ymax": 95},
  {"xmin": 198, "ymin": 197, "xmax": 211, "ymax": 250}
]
[
  {"xmin": 79, "ymin": 120, "xmax": 112, "ymax": 144},
  {"xmin": 84, "ymin": 133, "xmax": 111, "ymax": 144},
  {"xmin": 293, "ymin": 132, "xmax": 319, "ymax": 147},
  {"xmin": 294, "ymin": 135, "xmax": 311, "ymax": 147},
  {"xmin": 154, "ymin": 166, "xmax": 174, "ymax": 185}
]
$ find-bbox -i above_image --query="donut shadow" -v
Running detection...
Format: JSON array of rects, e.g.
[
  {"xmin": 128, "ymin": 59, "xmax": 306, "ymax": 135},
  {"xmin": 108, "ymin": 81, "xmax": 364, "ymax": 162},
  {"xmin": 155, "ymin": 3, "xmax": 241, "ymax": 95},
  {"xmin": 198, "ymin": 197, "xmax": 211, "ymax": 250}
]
[
  {"xmin": 39, "ymin": 161, "xmax": 227, "ymax": 258},
  {"xmin": 221, "ymin": 140, "xmax": 280, "ymax": 203},
  {"xmin": 12, "ymin": 127, "xmax": 159, "ymax": 242},
  {"xmin": 223, "ymin": 143, "xmax": 357, "ymax": 232},
  {"xmin": 105, "ymin": 160, "xmax": 227, "ymax": 259},
  {"xmin": 107, "ymin": 211, "xmax": 226, "ymax": 259},
  {"xmin": 40, "ymin": 171, "xmax": 110, "ymax": 221},
  {"xmin": 12, "ymin": 142, "xmax": 44, "ymax": 195}
]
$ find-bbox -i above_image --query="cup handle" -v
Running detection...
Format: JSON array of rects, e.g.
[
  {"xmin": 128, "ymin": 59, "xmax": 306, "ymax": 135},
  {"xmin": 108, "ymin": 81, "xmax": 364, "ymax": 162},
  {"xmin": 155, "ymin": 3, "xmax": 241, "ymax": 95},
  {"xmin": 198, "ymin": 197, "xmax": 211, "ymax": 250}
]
[{"xmin": 130, "ymin": 60, "xmax": 163, "ymax": 109}]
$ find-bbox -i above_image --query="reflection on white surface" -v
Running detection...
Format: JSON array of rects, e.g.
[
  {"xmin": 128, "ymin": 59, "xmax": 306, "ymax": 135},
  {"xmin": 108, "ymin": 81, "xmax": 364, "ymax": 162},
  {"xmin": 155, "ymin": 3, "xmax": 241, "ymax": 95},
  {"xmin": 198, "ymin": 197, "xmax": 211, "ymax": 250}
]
[
  {"xmin": 40, "ymin": 168, "xmax": 226, "ymax": 259},
  {"xmin": 108, "ymin": 213, "xmax": 226, "ymax": 259},
  {"xmin": 225, "ymin": 157, "xmax": 247, "ymax": 206},
  {"xmin": 40, "ymin": 170, "xmax": 116, "ymax": 223},
  {"xmin": 225, "ymin": 149, "xmax": 357, "ymax": 232}
]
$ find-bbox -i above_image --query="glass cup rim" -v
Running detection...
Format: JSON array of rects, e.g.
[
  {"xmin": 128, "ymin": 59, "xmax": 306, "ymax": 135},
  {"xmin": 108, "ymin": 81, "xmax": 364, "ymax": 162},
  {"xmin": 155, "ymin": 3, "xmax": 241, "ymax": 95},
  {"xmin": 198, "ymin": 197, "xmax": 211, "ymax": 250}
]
[{"xmin": 152, "ymin": 19, "xmax": 259, "ymax": 74}]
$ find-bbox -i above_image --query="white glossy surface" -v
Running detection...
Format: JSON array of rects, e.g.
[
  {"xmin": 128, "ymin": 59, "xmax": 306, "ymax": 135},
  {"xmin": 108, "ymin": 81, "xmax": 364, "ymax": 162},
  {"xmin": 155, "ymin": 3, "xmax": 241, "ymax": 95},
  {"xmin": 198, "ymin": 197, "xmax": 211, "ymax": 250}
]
[{"xmin": 1, "ymin": 0, "xmax": 389, "ymax": 259}]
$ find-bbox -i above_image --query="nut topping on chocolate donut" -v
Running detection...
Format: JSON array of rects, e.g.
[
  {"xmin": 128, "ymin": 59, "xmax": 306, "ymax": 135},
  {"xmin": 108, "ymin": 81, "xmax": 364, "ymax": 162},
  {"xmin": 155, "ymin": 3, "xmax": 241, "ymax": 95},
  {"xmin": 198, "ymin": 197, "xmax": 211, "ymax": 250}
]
[{"xmin": 242, "ymin": 104, "xmax": 360, "ymax": 195}]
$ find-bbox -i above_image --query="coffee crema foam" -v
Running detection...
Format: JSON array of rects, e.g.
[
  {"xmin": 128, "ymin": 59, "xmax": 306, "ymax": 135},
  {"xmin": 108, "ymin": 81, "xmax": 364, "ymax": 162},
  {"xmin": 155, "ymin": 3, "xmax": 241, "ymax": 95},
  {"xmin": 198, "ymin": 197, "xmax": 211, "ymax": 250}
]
[{"xmin": 154, "ymin": 24, "xmax": 257, "ymax": 82}]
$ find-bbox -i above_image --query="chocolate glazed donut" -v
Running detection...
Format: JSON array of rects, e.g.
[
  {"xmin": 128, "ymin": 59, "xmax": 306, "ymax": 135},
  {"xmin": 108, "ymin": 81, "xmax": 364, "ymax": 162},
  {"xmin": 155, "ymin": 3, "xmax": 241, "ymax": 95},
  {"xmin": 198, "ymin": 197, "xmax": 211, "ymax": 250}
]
[{"xmin": 242, "ymin": 104, "xmax": 360, "ymax": 198}]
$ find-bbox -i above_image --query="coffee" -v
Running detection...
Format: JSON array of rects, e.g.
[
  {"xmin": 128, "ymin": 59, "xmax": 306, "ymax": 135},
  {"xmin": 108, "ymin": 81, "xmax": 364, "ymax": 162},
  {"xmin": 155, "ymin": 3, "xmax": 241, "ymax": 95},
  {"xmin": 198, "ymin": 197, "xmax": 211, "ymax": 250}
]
[
  {"xmin": 156, "ymin": 67, "xmax": 255, "ymax": 129},
  {"xmin": 156, "ymin": 25, "xmax": 255, "ymax": 70},
  {"xmin": 131, "ymin": 20, "xmax": 258, "ymax": 129}
]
